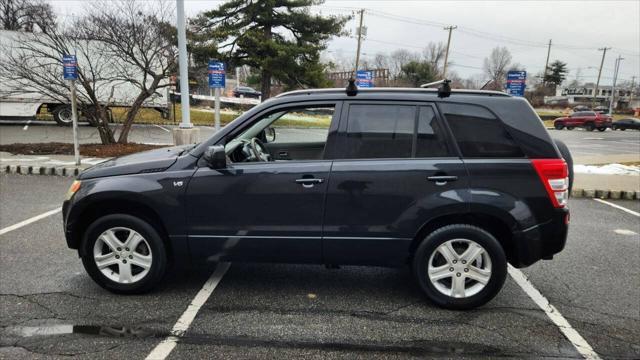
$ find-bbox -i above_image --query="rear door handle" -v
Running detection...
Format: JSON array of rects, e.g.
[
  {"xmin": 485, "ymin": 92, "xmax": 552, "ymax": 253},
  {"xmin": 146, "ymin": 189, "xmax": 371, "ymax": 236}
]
[
  {"xmin": 427, "ymin": 175, "xmax": 458, "ymax": 186},
  {"xmin": 278, "ymin": 151, "xmax": 289, "ymax": 157},
  {"xmin": 295, "ymin": 178, "xmax": 324, "ymax": 188}
]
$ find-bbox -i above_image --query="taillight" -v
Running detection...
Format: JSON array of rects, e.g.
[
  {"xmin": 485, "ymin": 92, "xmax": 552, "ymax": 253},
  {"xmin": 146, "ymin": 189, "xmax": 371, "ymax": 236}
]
[{"xmin": 531, "ymin": 159, "xmax": 569, "ymax": 208}]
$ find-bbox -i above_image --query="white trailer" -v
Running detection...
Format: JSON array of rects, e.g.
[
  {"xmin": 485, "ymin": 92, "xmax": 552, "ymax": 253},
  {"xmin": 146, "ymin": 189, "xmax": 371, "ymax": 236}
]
[{"xmin": 0, "ymin": 30, "xmax": 168, "ymax": 126}]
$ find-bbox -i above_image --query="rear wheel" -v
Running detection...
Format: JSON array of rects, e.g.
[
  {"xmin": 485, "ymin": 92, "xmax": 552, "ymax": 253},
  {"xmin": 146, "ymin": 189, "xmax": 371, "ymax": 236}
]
[
  {"xmin": 597, "ymin": 127, "xmax": 606, "ymax": 132},
  {"xmin": 81, "ymin": 214, "xmax": 167, "ymax": 294},
  {"xmin": 566, "ymin": 126, "xmax": 575, "ymax": 130},
  {"xmin": 52, "ymin": 105, "xmax": 73, "ymax": 126},
  {"xmin": 412, "ymin": 224, "xmax": 507, "ymax": 310},
  {"xmin": 585, "ymin": 123, "xmax": 596, "ymax": 131}
]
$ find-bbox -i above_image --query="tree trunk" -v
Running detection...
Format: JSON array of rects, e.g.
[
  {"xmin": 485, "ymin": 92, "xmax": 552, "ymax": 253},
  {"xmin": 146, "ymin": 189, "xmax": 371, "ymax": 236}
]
[
  {"xmin": 117, "ymin": 97, "xmax": 145, "ymax": 144},
  {"xmin": 260, "ymin": 23, "xmax": 272, "ymax": 100},
  {"xmin": 260, "ymin": 69, "xmax": 271, "ymax": 100}
]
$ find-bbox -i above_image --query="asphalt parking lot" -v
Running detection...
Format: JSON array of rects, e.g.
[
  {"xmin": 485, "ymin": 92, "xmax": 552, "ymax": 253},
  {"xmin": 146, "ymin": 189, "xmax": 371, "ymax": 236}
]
[
  {"xmin": 1, "ymin": 121, "xmax": 639, "ymax": 160},
  {"xmin": 0, "ymin": 174, "xmax": 638, "ymax": 359}
]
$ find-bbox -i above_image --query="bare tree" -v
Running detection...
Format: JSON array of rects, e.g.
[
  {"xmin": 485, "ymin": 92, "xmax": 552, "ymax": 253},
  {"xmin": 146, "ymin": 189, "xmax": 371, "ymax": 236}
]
[
  {"xmin": 389, "ymin": 49, "xmax": 418, "ymax": 80},
  {"xmin": 1, "ymin": 0, "xmax": 55, "ymax": 33},
  {"xmin": 422, "ymin": 42, "xmax": 446, "ymax": 76},
  {"xmin": 0, "ymin": 28, "xmax": 117, "ymax": 143},
  {"xmin": 483, "ymin": 46, "xmax": 512, "ymax": 90},
  {"xmin": 80, "ymin": 0, "xmax": 177, "ymax": 143}
]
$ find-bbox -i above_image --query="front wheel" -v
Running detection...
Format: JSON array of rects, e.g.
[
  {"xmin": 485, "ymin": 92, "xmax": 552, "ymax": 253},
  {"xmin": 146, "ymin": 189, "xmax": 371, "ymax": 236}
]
[
  {"xmin": 412, "ymin": 224, "xmax": 507, "ymax": 310},
  {"xmin": 597, "ymin": 127, "xmax": 606, "ymax": 132},
  {"xmin": 81, "ymin": 214, "xmax": 167, "ymax": 294},
  {"xmin": 585, "ymin": 123, "xmax": 596, "ymax": 131},
  {"xmin": 554, "ymin": 123, "xmax": 565, "ymax": 130},
  {"xmin": 566, "ymin": 126, "xmax": 575, "ymax": 130}
]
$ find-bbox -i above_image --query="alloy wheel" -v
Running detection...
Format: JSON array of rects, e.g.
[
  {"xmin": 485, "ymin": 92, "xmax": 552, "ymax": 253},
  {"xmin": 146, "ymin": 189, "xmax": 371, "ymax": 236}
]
[
  {"xmin": 93, "ymin": 227, "xmax": 153, "ymax": 284},
  {"xmin": 427, "ymin": 239, "xmax": 492, "ymax": 298}
]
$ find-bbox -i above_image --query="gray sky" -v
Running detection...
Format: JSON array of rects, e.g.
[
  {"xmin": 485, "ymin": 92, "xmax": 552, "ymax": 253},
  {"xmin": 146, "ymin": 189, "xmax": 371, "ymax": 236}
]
[{"xmin": 50, "ymin": 0, "xmax": 639, "ymax": 86}]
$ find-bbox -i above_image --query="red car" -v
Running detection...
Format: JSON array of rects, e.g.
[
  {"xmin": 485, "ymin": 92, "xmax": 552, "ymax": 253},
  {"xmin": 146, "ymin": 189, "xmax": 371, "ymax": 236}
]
[{"xmin": 553, "ymin": 111, "xmax": 612, "ymax": 131}]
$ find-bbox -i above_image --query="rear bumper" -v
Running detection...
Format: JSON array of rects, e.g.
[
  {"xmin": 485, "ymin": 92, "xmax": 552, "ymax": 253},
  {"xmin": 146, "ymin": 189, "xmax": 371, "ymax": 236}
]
[{"xmin": 511, "ymin": 207, "xmax": 569, "ymax": 267}]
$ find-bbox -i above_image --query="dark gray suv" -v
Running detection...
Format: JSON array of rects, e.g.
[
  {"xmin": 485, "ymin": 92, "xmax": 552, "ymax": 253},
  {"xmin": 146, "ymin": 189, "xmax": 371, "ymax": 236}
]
[{"xmin": 63, "ymin": 87, "xmax": 570, "ymax": 309}]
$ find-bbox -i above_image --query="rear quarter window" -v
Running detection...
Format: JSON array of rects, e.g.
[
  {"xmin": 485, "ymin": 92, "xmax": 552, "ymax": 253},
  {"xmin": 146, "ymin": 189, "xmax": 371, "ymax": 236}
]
[{"xmin": 438, "ymin": 103, "xmax": 525, "ymax": 158}]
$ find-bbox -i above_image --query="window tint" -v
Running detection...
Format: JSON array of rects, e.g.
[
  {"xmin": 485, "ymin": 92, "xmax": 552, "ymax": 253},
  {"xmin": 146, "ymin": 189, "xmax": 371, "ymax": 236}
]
[
  {"xmin": 416, "ymin": 106, "xmax": 450, "ymax": 158},
  {"xmin": 344, "ymin": 104, "xmax": 415, "ymax": 158},
  {"xmin": 439, "ymin": 103, "xmax": 524, "ymax": 158}
]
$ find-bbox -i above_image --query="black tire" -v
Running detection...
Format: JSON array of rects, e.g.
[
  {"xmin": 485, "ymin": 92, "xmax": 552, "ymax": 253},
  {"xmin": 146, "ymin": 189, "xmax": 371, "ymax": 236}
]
[
  {"xmin": 52, "ymin": 105, "xmax": 73, "ymax": 126},
  {"xmin": 597, "ymin": 127, "xmax": 606, "ymax": 132},
  {"xmin": 81, "ymin": 214, "xmax": 167, "ymax": 294},
  {"xmin": 554, "ymin": 123, "xmax": 565, "ymax": 130},
  {"xmin": 585, "ymin": 123, "xmax": 596, "ymax": 131},
  {"xmin": 412, "ymin": 224, "xmax": 507, "ymax": 310},
  {"xmin": 620, "ymin": 128, "xmax": 626, "ymax": 131},
  {"xmin": 554, "ymin": 139, "xmax": 574, "ymax": 194},
  {"xmin": 566, "ymin": 126, "xmax": 574, "ymax": 130}
]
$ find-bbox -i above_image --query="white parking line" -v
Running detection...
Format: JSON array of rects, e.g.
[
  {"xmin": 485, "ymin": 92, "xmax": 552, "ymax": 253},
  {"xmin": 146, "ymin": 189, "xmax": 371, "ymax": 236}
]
[
  {"xmin": 153, "ymin": 124, "xmax": 171, "ymax": 133},
  {"xmin": 0, "ymin": 207, "xmax": 62, "ymax": 236},
  {"xmin": 508, "ymin": 265, "xmax": 601, "ymax": 360},
  {"xmin": 145, "ymin": 262, "xmax": 230, "ymax": 360},
  {"xmin": 593, "ymin": 198, "xmax": 640, "ymax": 217}
]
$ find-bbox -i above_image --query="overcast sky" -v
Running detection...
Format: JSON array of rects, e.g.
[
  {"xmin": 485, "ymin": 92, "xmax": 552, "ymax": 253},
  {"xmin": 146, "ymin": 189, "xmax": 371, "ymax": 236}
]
[{"xmin": 50, "ymin": 0, "xmax": 639, "ymax": 86}]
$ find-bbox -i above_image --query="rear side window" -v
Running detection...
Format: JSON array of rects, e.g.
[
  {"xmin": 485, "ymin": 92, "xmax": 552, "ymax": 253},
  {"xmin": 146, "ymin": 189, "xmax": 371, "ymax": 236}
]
[
  {"xmin": 439, "ymin": 103, "xmax": 524, "ymax": 158},
  {"xmin": 342, "ymin": 104, "xmax": 451, "ymax": 159},
  {"xmin": 343, "ymin": 104, "xmax": 414, "ymax": 159}
]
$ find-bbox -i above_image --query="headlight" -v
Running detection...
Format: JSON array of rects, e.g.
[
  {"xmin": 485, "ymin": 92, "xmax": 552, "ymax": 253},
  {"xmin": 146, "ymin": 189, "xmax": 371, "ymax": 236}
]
[{"xmin": 65, "ymin": 180, "xmax": 81, "ymax": 200}]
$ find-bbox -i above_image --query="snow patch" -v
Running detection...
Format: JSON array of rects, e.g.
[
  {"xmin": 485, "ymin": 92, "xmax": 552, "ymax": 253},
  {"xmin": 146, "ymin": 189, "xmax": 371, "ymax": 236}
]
[{"xmin": 573, "ymin": 163, "xmax": 640, "ymax": 176}]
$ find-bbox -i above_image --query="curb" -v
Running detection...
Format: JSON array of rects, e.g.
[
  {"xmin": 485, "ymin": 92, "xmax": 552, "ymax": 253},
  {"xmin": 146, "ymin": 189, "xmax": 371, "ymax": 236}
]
[
  {"xmin": 2, "ymin": 164, "xmax": 639, "ymax": 200},
  {"xmin": 571, "ymin": 188, "xmax": 639, "ymax": 200},
  {"xmin": 1, "ymin": 164, "xmax": 81, "ymax": 177}
]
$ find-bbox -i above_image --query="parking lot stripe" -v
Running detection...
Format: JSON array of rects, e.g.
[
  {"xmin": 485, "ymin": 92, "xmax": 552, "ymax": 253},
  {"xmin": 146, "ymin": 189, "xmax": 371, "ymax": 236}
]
[
  {"xmin": 145, "ymin": 262, "xmax": 230, "ymax": 360},
  {"xmin": 593, "ymin": 199, "xmax": 640, "ymax": 217},
  {"xmin": 508, "ymin": 265, "xmax": 601, "ymax": 360},
  {"xmin": 0, "ymin": 207, "xmax": 61, "ymax": 236},
  {"xmin": 153, "ymin": 124, "xmax": 171, "ymax": 133}
]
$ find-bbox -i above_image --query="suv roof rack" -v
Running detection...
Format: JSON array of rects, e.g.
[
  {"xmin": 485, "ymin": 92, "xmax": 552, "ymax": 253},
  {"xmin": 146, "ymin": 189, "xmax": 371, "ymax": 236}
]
[{"xmin": 275, "ymin": 87, "xmax": 510, "ymax": 98}]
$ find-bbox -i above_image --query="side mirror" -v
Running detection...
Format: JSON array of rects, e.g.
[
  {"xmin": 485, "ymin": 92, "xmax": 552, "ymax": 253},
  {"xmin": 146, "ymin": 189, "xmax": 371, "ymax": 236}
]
[
  {"xmin": 203, "ymin": 145, "xmax": 227, "ymax": 169},
  {"xmin": 265, "ymin": 127, "xmax": 276, "ymax": 142}
]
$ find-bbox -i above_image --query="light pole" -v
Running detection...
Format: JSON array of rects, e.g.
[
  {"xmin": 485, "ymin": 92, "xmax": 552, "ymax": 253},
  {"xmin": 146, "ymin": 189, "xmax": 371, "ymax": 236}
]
[{"xmin": 177, "ymin": 0, "xmax": 190, "ymax": 128}]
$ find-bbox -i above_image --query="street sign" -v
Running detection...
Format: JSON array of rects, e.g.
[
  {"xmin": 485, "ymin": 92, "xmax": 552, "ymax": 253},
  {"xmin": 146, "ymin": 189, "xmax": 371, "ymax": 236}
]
[
  {"xmin": 356, "ymin": 70, "xmax": 374, "ymax": 88},
  {"xmin": 63, "ymin": 55, "xmax": 78, "ymax": 80},
  {"xmin": 506, "ymin": 70, "xmax": 526, "ymax": 97},
  {"xmin": 208, "ymin": 60, "xmax": 225, "ymax": 88}
]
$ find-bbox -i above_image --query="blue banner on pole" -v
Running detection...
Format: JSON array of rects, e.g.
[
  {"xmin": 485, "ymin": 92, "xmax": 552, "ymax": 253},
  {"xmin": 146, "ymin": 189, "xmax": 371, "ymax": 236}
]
[
  {"xmin": 208, "ymin": 61, "xmax": 225, "ymax": 88},
  {"xmin": 356, "ymin": 70, "xmax": 374, "ymax": 88},
  {"xmin": 63, "ymin": 55, "xmax": 78, "ymax": 80},
  {"xmin": 506, "ymin": 70, "xmax": 526, "ymax": 97}
]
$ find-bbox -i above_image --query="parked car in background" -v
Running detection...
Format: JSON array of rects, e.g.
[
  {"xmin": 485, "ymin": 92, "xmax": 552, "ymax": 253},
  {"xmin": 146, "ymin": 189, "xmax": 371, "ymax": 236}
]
[
  {"xmin": 233, "ymin": 86, "xmax": 261, "ymax": 99},
  {"xmin": 63, "ymin": 86, "xmax": 571, "ymax": 310},
  {"xmin": 553, "ymin": 111, "xmax": 612, "ymax": 131},
  {"xmin": 612, "ymin": 118, "xmax": 640, "ymax": 131},
  {"xmin": 593, "ymin": 106, "xmax": 609, "ymax": 114},
  {"xmin": 572, "ymin": 105, "xmax": 590, "ymax": 112}
]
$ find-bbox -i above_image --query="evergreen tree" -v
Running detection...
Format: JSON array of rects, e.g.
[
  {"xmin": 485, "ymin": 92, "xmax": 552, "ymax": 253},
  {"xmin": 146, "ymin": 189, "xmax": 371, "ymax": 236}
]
[
  {"xmin": 544, "ymin": 60, "xmax": 568, "ymax": 86},
  {"xmin": 191, "ymin": 0, "xmax": 349, "ymax": 99}
]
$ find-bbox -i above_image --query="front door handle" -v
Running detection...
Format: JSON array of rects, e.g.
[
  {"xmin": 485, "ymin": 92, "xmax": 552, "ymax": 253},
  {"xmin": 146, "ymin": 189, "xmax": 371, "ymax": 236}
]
[
  {"xmin": 295, "ymin": 178, "xmax": 324, "ymax": 188},
  {"xmin": 427, "ymin": 175, "xmax": 458, "ymax": 186}
]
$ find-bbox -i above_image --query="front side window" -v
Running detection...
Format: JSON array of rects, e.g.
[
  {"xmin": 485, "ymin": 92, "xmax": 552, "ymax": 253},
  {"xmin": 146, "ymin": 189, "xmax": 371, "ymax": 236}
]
[
  {"xmin": 225, "ymin": 105, "xmax": 334, "ymax": 162},
  {"xmin": 439, "ymin": 103, "xmax": 524, "ymax": 158},
  {"xmin": 341, "ymin": 104, "xmax": 451, "ymax": 159}
]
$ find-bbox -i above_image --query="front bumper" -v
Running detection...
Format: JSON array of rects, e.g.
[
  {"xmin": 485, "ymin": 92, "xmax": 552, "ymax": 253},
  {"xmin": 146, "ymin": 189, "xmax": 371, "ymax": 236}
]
[{"xmin": 511, "ymin": 207, "xmax": 569, "ymax": 267}]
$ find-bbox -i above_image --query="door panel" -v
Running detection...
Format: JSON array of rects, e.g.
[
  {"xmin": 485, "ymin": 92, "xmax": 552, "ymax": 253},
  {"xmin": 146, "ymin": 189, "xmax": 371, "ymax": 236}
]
[
  {"xmin": 186, "ymin": 161, "xmax": 331, "ymax": 263},
  {"xmin": 323, "ymin": 160, "xmax": 469, "ymax": 266}
]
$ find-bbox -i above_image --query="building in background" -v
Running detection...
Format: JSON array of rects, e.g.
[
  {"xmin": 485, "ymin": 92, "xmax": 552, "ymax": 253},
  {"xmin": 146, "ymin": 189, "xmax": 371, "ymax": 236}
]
[{"xmin": 544, "ymin": 83, "xmax": 639, "ymax": 109}]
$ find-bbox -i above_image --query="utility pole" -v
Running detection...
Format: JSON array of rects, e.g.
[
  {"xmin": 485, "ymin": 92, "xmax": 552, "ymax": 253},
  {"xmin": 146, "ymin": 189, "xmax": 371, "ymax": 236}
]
[
  {"xmin": 592, "ymin": 47, "xmax": 611, "ymax": 108},
  {"xmin": 609, "ymin": 55, "xmax": 624, "ymax": 115},
  {"xmin": 442, "ymin": 25, "xmax": 457, "ymax": 79},
  {"xmin": 353, "ymin": 9, "xmax": 365, "ymax": 78},
  {"xmin": 631, "ymin": 76, "xmax": 636, "ymax": 108},
  {"xmin": 542, "ymin": 39, "xmax": 552, "ymax": 86}
]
